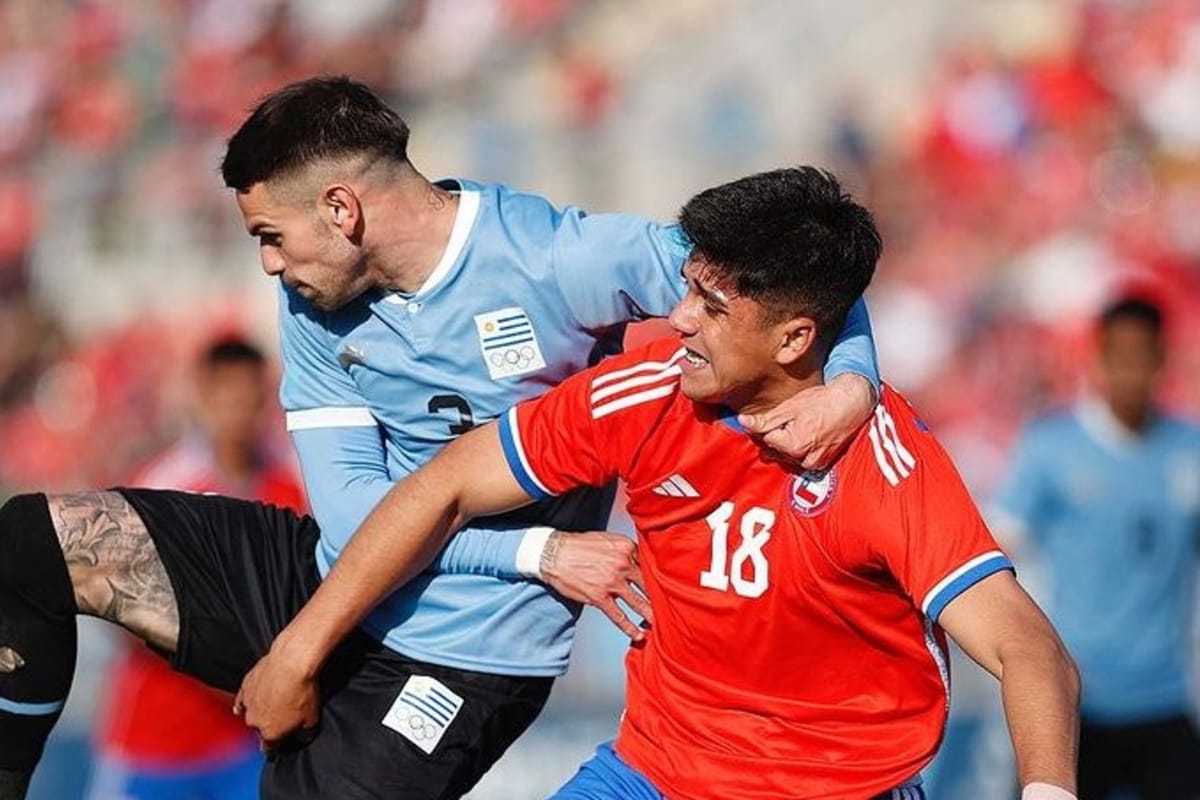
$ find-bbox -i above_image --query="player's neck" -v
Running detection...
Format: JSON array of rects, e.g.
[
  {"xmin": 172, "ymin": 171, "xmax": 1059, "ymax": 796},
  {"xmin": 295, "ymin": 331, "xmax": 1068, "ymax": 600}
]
[
  {"xmin": 373, "ymin": 180, "xmax": 461, "ymax": 294},
  {"xmin": 735, "ymin": 373, "xmax": 824, "ymax": 419},
  {"xmin": 212, "ymin": 439, "xmax": 261, "ymax": 483},
  {"xmin": 1107, "ymin": 398, "xmax": 1154, "ymax": 435}
]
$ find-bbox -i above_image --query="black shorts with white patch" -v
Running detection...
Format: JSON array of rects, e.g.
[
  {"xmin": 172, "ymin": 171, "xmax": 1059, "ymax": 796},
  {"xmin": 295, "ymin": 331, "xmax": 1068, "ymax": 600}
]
[{"xmin": 117, "ymin": 488, "xmax": 553, "ymax": 800}]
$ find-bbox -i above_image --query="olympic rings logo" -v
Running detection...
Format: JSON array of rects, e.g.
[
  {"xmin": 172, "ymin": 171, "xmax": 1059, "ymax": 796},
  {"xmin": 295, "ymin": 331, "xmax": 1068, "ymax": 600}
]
[
  {"xmin": 488, "ymin": 345, "xmax": 537, "ymax": 369},
  {"xmin": 406, "ymin": 713, "xmax": 441, "ymax": 741}
]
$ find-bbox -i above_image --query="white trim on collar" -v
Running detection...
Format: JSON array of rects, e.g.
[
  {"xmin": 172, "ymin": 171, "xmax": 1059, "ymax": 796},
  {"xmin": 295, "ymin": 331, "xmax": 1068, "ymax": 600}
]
[
  {"xmin": 1075, "ymin": 395, "xmax": 1145, "ymax": 454},
  {"xmin": 384, "ymin": 189, "xmax": 480, "ymax": 304}
]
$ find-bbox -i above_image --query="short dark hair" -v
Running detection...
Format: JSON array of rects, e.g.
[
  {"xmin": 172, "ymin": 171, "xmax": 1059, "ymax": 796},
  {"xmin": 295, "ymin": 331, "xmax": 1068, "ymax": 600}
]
[
  {"xmin": 1099, "ymin": 296, "xmax": 1163, "ymax": 337},
  {"xmin": 678, "ymin": 167, "xmax": 880, "ymax": 339},
  {"xmin": 221, "ymin": 75, "xmax": 410, "ymax": 191},
  {"xmin": 201, "ymin": 336, "xmax": 266, "ymax": 369}
]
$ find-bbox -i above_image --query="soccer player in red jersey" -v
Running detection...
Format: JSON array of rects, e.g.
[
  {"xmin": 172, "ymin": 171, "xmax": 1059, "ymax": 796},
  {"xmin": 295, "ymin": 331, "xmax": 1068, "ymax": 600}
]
[{"xmin": 235, "ymin": 167, "xmax": 1080, "ymax": 799}]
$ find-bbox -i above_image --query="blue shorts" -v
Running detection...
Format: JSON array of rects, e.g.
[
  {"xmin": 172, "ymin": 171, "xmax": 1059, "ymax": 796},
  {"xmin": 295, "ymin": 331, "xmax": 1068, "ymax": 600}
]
[
  {"xmin": 550, "ymin": 740, "xmax": 926, "ymax": 800},
  {"xmin": 84, "ymin": 746, "xmax": 263, "ymax": 800}
]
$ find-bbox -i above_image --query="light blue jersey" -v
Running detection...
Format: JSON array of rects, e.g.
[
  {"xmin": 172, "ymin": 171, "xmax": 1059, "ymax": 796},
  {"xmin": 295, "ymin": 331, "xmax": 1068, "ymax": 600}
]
[
  {"xmin": 992, "ymin": 398, "xmax": 1200, "ymax": 722},
  {"xmin": 280, "ymin": 179, "xmax": 880, "ymax": 676}
]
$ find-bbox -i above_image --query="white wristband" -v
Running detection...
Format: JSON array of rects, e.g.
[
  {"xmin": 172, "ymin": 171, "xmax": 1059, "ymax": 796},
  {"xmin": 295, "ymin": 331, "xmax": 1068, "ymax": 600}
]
[
  {"xmin": 515, "ymin": 527, "xmax": 555, "ymax": 579},
  {"xmin": 1022, "ymin": 783, "xmax": 1076, "ymax": 800}
]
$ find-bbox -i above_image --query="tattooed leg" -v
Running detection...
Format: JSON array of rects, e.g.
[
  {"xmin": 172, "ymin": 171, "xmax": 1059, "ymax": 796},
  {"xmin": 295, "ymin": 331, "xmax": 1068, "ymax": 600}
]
[{"xmin": 46, "ymin": 491, "xmax": 179, "ymax": 652}]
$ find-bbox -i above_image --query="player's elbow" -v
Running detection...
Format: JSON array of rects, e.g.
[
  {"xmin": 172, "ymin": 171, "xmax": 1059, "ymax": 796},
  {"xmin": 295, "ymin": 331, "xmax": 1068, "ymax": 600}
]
[
  {"xmin": 1039, "ymin": 635, "xmax": 1080, "ymax": 705},
  {"xmin": 1000, "ymin": 623, "xmax": 1080, "ymax": 702}
]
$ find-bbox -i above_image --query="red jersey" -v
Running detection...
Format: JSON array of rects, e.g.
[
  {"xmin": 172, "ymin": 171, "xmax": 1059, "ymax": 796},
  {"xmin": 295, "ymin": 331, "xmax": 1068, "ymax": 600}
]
[
  {"xmin": 498, "ymin": 338, "xmax": 1011, "ymax": 799},
  {"xmin": 97, "ymin": 437, "xmax": 305, "ymax": 766}
]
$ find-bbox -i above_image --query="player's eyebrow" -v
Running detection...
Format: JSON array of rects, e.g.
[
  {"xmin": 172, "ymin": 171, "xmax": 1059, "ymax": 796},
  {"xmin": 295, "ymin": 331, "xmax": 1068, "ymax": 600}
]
[
  {"xmin": 683, "ymin": 261, "xmax": 734, "ymax": 308},
  {"xmin": 693, "ymin": 275, "xmax": 732, "ymax": 309},
  {"xmin": 247, "ymin": 222, "xmax": 273, "ymax": 237}
]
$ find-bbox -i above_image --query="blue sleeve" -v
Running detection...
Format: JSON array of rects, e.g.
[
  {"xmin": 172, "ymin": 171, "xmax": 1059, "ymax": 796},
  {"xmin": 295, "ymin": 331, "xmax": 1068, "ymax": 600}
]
[
  {"xmin": 277, "ymin": 282, "xmax": 528, "ymax": 578},
  {"xmin": 288, "ymin": 425, "xmax": 393, "ymax": 553},
  {"xmin": 433, "ymin": 523, "xmax": 526, "ymax": 578},
  {"xmin": 822, "ymin": 297, "xmax": 880, "ymax": 394},
  {"xmin": 278, "ymin": 282, "xmax": 385, "ymax": 552},
  {"xmin": 290, "ymin": 426, "xmax": 527, "ymax": 578},
  {"xmin": 550, "ymin": 212, "xmax": 880, "ymax": 390}
]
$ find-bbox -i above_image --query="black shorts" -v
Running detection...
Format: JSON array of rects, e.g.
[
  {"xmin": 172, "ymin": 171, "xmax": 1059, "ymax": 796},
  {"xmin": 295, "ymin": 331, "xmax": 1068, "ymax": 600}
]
[
  {"xmin": 1078, "ymin": 713, "xmax": 1200, "ymax": 800},
  {"xmin": 117, "ymin": 488, "xmax": 554, "ymax": 800}
]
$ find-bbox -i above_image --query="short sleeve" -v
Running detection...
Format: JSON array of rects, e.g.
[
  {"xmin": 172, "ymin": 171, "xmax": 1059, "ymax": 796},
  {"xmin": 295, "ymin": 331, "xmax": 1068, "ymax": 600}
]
[
  {"xmin": 498, "ymin": 343, "xmax": 679, "ymax": 498},
  {"xmin": 497, "ymin": 366, "xmax": 616, "ymax": 499},
  {"xmin": 551, "ymin": 210, "xmax": 691, "ymax": 329},
  {"xmin": 865, "ymin": 397, "xmax": 1014, "ymax": 622}
]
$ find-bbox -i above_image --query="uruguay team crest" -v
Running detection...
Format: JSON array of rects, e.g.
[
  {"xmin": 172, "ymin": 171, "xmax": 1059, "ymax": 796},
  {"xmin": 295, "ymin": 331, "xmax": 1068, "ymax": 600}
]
[
  {"xmin": 474, "ymin": 307, "xmax": 546, "ymax": 380},
  {"xmin": 789, "ymin": 468, "xmax": 838, "ymax": 517}
]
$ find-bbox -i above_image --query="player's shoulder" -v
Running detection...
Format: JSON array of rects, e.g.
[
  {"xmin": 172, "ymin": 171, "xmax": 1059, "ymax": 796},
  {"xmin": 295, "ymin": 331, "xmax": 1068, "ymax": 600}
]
[
  {"xmin": 1008, "ymin": 405, "xmax": 1086, "ymax": 454},
  {"xmin": 845, "ymin": 384, "xmax": 971, "ymax": 494},
  {"xmin": 1025, "ymin": 405, "xmax": 1078, "ymax": 436},
  {"xmin": 600, "ymin": 337, "xmax": 684, "ymax": 369},
  {"xmin": 577, "ymin": 338, "xmax": 685, "ymax": 420},
  {"xmin": 452, "ymin": 177, "xmax": 564, "ymax": 223},
  {"xmin": 1156, "ymin": 412, "xmax": 1200, "ymax": 443},
  {"xmin": 1156, "ymin": 409, "xmax": 1200, "ymax": 433}
]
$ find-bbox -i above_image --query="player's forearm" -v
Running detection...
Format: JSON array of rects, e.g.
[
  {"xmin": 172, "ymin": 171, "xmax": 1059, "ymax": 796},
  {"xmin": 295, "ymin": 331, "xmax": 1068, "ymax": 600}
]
[
  {"xmin": 431, "ymin": 527, "xmax": 529, "ymax": 577},
  {"xmin": 999, "ymin": 633, "xmax": 1081, "ymax": 793},
  {"xmin": 822, "ymin": 297, "xmax": 880, "ymax": 395}
]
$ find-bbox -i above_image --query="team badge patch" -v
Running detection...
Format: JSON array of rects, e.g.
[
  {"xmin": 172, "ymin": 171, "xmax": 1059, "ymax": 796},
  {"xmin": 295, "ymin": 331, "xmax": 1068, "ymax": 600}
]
[
  {"xmin": 474, "ymin": 307, "xmax": 546, "ymax": 380},
  {"xmin": 382, "ymin": 675, "xmax": 464, "ymax": 755},
  {"xmin": 788, "ymin": 468, "xmax": 837, "ymax": 517}
]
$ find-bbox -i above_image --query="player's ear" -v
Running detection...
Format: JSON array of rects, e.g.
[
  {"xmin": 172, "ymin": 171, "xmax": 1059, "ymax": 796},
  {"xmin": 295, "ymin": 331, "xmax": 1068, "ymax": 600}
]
[
  {"xmin": 775, "ymin": 317, "xmax": 817, "ymax": 367},
  {"xmin": 323, "ymin": 184, "xmax": 362, "ymax": 239}
]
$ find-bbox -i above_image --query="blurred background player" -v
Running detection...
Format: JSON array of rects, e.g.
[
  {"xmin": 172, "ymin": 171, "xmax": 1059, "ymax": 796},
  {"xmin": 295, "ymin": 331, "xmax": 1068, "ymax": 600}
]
[
  {"xmin": 85, "ymin": 336, "xmax": 304, "ymax": 800},
  {"xmin": 992, "ymin": 296, "xmax": 1200, "ymax": 800}
]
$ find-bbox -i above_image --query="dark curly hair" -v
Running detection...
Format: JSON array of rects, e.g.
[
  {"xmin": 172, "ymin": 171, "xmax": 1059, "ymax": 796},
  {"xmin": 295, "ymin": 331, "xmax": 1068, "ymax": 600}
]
[{"xmin": 679, "ymin": 167, "xmax": 881, "ymax": 339}]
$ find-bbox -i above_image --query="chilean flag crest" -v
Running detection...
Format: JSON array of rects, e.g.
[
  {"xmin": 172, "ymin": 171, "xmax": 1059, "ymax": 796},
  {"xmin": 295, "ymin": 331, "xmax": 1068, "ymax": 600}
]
[{"xmin": 789, "ymin": 468, "xmax": 838, "ymax": 517}]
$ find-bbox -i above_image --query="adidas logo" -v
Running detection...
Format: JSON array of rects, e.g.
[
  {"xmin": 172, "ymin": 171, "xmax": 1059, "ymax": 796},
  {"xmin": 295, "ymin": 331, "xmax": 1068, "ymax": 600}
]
[{"xmin": 652, "ymin": 474, "xmax": 699, "ymax": 498}]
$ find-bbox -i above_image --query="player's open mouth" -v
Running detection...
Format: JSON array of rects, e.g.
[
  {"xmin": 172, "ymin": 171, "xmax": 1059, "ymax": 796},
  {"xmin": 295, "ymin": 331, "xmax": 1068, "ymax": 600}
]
[{"xmin": 684, "ymin": 348, "xmax": 708, "ymax": 368}]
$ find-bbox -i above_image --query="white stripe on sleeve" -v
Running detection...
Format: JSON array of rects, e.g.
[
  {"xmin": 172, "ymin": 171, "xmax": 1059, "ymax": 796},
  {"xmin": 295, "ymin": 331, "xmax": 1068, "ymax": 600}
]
[{"xmin": 286, "ymin": 407, "xmax": 377, "ymax": 431}]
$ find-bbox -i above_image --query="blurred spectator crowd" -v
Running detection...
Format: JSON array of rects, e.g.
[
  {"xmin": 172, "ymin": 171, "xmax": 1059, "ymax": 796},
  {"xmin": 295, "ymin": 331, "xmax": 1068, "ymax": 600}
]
[{"xmin": 0, "ymin": 0, "xmax": 1199, "ymax": 501}]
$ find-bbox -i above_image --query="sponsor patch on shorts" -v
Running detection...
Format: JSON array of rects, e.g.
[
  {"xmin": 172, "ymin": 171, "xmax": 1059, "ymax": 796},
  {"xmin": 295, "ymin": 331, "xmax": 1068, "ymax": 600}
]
[{"xmin": 382, "ymin": 675, "xmax": 464, "ymax": 755}]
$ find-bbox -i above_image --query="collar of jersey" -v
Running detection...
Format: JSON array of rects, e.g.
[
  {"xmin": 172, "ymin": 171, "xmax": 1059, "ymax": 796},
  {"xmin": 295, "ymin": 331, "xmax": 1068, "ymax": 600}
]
[
  {"xmin": 384, "ymin": 186, "xmax": 480, "ymax": 303},
  {"xmin": 1076, "ymin": 393, "xmax": 1156, "ymax": 453},
  {"xmin": 714, "ymin": 405, "xmax": 748, "ymax": 434}
]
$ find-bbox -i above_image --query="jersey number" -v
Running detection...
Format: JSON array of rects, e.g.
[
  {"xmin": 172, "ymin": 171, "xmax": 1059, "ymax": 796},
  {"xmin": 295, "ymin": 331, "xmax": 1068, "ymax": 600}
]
[
  {"xmin": 428, "ymin": 394, "xmax": 475, "ymax": 435},
  {"xmin": 699, "ymin": 501, "xmax": 773, "ymax": 598}
]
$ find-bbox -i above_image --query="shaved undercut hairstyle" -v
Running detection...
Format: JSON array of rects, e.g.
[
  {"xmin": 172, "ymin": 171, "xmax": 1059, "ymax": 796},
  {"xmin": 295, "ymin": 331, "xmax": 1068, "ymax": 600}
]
[{"xmin": 221, "ymin": 75, "xmax": 410, "ymax": 192}]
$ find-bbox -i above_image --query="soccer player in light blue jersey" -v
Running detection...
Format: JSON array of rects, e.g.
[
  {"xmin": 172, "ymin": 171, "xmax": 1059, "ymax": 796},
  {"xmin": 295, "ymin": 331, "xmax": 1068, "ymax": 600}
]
[
  {"xmin": 993, "ymin": 296, "xmax": 1200, "ymax": 799},
  {"xmin": 0, "ymin": 76, "xmax": 881, "ymax": 800}
]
